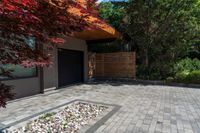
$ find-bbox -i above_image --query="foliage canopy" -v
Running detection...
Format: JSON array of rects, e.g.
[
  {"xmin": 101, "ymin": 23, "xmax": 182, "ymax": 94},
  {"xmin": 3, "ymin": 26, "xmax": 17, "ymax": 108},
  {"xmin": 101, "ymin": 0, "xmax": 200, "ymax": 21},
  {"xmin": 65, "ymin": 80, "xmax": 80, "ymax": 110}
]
[
  {"xmin": 0, "ymin": 0, "xmax": 99, "ymax": 107},
  {"xmin": 124, "ymin": 0, "xmax": 200, "ymax": 79}
]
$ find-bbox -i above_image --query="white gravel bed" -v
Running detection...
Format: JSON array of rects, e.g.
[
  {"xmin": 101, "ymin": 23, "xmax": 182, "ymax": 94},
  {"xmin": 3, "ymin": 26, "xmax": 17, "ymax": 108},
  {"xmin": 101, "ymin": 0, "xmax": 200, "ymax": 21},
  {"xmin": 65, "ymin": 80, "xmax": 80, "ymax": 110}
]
[{"xmin": 9, "ymin": 102, "xmax": 108, "ymax": 133}]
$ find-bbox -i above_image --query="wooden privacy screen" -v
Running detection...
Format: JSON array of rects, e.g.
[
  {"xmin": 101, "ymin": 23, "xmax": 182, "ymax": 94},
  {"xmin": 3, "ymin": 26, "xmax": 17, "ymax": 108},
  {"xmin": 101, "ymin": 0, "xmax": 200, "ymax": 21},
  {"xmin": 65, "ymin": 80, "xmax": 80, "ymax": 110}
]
[{"xmin": 88, "ymin": 52, "xmax": 136, "ymax": 79}]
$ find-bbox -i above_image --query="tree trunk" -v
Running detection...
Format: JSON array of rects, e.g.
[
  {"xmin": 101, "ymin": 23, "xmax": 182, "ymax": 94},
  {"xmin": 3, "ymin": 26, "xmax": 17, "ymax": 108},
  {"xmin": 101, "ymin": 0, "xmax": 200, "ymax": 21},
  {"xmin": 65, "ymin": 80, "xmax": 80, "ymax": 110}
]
[
  {"xmin": 145, "ymin": 49, "xmax": 149, "ymax": 67},
  {"xmin": 141, "ymin": 48, "xmax": 149, "ymax": 67}
]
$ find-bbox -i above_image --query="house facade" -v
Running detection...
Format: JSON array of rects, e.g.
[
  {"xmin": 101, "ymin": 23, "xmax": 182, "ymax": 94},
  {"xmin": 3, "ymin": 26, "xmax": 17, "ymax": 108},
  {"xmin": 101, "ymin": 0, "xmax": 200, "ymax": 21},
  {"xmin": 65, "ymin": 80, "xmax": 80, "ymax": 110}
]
[{"xmin": 1, "ymin": 1, "xmax": 120, "ymax": 99}]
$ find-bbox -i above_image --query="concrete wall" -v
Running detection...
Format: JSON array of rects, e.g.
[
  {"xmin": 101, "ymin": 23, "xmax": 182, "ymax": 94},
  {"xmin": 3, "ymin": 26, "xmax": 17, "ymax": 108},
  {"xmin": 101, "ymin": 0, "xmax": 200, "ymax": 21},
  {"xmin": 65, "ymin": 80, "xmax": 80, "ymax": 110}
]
[
  {"xmin": 43, "ymin": 37, "xmax": 88, "ymax": 89},
  {"xmin": 2, "ymin": 77, "xmax": 40, "ymax": 99}
]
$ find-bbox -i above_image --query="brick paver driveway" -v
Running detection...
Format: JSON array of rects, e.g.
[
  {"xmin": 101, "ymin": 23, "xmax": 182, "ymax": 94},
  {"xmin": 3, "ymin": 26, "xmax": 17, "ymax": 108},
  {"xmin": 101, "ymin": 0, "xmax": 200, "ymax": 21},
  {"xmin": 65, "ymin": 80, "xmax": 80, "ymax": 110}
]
[{"xmin": 1, "ymin": 82, "xmax": 200, "ymax": 133}]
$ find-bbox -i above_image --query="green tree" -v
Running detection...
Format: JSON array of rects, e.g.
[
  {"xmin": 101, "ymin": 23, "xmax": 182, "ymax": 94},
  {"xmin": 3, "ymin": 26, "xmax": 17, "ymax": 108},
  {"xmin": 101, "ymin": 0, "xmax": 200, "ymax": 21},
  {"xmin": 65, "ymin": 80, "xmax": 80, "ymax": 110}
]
[
  {"xmin": 88, "ymin": 2, "xmax": 129, "ymax": 53},
  {"xmin": 125, "ymin": 0, "xmax": 200, "ymax": 79},
  {"xmin": 99, "ymin": 2, "xmax": 125, "ymax": 31}
]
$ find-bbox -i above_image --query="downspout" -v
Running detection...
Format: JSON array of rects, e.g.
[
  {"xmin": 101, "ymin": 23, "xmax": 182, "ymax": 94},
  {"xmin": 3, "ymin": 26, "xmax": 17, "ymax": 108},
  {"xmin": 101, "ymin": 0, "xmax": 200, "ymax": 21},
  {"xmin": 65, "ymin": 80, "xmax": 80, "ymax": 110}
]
[{"xmin": 38, "ymin": 42, "xmax": 44, "ymax": 94}]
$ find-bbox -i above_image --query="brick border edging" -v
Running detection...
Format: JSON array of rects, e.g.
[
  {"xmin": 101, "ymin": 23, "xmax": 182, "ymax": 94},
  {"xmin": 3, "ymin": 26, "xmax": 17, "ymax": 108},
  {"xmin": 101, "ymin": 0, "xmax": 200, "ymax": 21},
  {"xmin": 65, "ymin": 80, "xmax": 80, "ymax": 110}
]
[
  {"xmin": 85, "ymin": 103, "xmax": 121, "ymax": 133},
  {"xmin": 90, "ymin": 78, "xmax": 200, "ymax": 89},
  {"xmin": 0, "ymin": 99, "xmax": 121, "ymax": 133},
  {"xmin": 0, "ymin": 99, "xmax": 78, "ymax": 132}
]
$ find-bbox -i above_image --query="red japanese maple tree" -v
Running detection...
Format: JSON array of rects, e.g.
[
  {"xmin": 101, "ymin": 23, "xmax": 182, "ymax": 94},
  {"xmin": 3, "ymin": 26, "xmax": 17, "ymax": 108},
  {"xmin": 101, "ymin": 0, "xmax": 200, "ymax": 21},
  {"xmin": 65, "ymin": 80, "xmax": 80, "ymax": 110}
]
[{"xmin": 0, "ymin": 0, "xmax": 99, "ymax": 107}]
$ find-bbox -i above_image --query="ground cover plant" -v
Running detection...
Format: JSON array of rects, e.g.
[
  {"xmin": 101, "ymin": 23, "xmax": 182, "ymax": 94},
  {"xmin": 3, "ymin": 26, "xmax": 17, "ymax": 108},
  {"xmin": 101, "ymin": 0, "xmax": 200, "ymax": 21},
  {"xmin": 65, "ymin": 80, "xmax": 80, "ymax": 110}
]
[{"xmin": 167, "ymin": 58, "xmax": 200, "ymax": 84}]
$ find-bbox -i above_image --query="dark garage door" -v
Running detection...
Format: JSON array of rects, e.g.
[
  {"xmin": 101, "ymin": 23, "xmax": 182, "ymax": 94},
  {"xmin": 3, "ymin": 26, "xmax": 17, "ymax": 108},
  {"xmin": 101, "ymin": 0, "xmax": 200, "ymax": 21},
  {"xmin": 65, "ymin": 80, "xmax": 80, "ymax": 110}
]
[{"xmin": 58, "ymin": 49, "xmax": 84, "ymax": 87}]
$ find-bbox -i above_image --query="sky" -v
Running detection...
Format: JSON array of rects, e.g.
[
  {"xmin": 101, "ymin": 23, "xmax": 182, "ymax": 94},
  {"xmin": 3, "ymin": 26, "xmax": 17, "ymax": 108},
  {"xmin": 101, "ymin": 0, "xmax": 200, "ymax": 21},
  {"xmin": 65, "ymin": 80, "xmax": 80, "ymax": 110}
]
[
  {"xmin": 97, "ymin": 0, "xmax": 105, "ymax": 2},
  {"xmin": 97, "ymin": 0, "xmax": 126, "ymax": 3}
]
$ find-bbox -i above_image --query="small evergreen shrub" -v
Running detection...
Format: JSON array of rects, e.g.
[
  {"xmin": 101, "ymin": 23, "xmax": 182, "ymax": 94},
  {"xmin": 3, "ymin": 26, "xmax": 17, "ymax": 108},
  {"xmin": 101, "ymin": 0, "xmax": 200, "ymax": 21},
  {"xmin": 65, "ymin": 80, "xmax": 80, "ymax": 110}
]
[
  {"xmin": 169, "ymin": 70, "xmax": 200, "ymax": 84},
  {"xmin": 166, "ymin": 77, "xmax": 174, "ymax": 82},
  {"xmin": 174, "ymin": 70, "xmax": 190, "ymax": 82},
  {"xmin": 172, "ymin": 58, "xmax": 200, "ymax": 73},
  {"xmin": 185, "ymin": 71, "xmax": 200, "ymax": 84},
  {"xmin": 167, "ymin": 58, "xmax": 200, "ymax": 84}
]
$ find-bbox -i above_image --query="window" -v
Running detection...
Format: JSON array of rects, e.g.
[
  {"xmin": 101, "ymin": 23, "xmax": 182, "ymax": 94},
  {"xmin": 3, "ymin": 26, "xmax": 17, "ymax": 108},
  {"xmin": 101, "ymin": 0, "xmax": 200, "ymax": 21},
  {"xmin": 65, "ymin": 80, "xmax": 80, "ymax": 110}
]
[
  {"xmin": 0, "ymin": 65, "xmax": 37, "ymax": 80},
  {"xmin": 0, "ymin": 37, "xmax": 37, "ymax": 80}
]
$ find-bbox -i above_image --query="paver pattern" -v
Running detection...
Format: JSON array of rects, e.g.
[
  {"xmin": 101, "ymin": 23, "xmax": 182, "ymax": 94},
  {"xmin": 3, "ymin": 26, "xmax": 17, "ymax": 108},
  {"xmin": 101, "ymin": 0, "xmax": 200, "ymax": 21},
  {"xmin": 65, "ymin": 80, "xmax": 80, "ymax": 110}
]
[{"xmin": 1, "ymin": 82, "xmax": 200, "ymax": 133}]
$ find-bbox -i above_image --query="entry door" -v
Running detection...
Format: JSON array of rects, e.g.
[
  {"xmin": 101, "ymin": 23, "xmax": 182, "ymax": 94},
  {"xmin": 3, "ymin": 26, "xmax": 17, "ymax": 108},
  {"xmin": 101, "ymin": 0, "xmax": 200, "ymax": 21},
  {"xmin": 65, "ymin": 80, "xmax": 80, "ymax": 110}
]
[{"xmin": 58, "ymin": 49, "xmax": 84, "ymax": 87}]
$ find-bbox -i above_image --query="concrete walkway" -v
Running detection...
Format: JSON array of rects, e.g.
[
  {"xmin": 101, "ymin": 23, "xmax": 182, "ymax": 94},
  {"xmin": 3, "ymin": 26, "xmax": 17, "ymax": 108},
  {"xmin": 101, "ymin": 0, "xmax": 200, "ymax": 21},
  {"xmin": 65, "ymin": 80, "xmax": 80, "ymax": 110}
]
[{"xmin": 1, "ymin": 82, "xmax": 200, "ymax": 133}]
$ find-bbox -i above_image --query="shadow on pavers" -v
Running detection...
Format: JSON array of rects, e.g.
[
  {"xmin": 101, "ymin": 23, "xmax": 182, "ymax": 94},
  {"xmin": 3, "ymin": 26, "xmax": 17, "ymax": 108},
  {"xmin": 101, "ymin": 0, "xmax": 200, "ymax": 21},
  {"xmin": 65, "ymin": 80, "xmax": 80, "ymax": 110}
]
[{"xmin": 87, "ymin": 78, "xmax": 200, "ymax": 89}]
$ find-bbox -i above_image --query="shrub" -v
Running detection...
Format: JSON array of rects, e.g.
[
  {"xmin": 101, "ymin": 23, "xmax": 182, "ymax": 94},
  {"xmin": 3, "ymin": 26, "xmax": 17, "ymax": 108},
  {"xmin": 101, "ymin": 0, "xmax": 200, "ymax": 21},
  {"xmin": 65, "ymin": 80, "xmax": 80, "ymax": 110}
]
[
  {"xmin": 168, "ymin": 58, "xmax": 200, "ymax": 84},
  {"xmin": 137, "ymin": 64, "xmax": 169, "ymax": 80},
  {"xmin": 174, "ymin": 70, "xmax": 190, "ymax": 82},
  {"xmin": 185, "ymin": 71, "xmax": 200, "ymax": 84},
  {"xmin": 0, "ymin": 83, "xmax": 14, "ymax": 108},
  {"xmin": 171, "ymin": 70, "xmax": 200, "ymax": 84},
  {"xmin": 172, "ymin": 58, "xmax": 200, "ymax": 74},
  {"xmin": 166, "ymin": 77, "xmax": 174, "ymax": 82}
]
